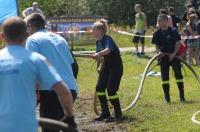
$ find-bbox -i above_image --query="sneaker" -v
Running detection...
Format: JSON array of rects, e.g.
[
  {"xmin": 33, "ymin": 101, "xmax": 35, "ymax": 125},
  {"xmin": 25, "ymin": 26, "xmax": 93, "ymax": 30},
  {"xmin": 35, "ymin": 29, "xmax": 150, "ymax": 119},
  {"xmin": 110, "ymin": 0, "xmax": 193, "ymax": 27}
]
[
  {"xmin": 95, "ymin": 114, "xmax": 110, "ymax": 121},
  {"xmin": 165, "ymin": 98, "xmax": 171, "ymax": 103},
  {"xmin": 140, "ymin": 52, "xmax": 146, "ymax": 57},
  {"xmin": 133, "ymin": 52, "xmax": 140, "ymax": 56},
  {"xmin": 180, "ymin": 98, "xmax": 186, "ymax": 102},
  {"xmin": 165, "ymin": 100, "xmax": 171, "ymax": 103}
]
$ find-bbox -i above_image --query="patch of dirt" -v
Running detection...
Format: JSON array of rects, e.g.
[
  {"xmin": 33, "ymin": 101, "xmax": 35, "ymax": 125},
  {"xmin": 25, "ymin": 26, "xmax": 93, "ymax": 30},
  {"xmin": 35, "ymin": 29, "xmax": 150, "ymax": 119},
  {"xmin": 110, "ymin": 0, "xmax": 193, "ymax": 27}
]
[{"xmin": 74, "ymin": 92, "xmax": 131, "ymax": 132}]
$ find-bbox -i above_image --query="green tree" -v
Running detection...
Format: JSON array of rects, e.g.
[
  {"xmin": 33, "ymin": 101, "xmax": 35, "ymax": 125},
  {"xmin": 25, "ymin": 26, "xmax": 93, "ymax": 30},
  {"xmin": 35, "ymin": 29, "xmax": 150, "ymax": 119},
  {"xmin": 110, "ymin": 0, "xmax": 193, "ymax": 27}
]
[{"xmin": 17, "ymin": 0, "xmax": 187, "ymax": 26}]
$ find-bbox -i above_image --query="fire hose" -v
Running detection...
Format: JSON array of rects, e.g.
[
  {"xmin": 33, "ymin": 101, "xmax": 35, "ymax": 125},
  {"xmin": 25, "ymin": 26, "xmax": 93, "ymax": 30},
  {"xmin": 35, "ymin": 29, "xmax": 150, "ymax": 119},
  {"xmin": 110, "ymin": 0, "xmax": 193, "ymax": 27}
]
[
  {"xmin": 73, "ymin": 52, "xmax": 200, "ymax": 124},
  {"xmin": 38, "ymin": 117, "xmax": 77, "ymax": 132}
]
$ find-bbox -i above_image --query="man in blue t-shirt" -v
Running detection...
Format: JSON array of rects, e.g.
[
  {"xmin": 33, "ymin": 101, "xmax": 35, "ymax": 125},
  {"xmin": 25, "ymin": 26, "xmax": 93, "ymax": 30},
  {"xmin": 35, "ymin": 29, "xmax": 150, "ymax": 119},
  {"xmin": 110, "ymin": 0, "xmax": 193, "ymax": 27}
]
[
  {"xmin": 0, "ymin": 17, "xmax": 76, "ymax": 132},
  {"xmin": 25, "ymin": 13, "xmax": 78, "ymax": 132},
  {"xmin": 152, "ymin": 14, "xmax": 185, "ymax": 103}
]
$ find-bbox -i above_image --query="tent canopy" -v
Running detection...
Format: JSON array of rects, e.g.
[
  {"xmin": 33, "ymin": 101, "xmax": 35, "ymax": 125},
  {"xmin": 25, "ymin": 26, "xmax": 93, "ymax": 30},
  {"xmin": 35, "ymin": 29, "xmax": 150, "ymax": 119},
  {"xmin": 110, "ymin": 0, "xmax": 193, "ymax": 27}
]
[{"xmin": 0, "ymin": 0, "xmax": 18, "ymax": 24}]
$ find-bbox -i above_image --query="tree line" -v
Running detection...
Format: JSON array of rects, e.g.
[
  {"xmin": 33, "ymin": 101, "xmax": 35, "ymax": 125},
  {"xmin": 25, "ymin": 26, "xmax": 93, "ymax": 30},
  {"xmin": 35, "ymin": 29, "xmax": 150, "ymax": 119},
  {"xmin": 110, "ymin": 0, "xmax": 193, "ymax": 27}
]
[{"xmin": 18, "ymin": 0, "xmax": 187, "ymax": 27}]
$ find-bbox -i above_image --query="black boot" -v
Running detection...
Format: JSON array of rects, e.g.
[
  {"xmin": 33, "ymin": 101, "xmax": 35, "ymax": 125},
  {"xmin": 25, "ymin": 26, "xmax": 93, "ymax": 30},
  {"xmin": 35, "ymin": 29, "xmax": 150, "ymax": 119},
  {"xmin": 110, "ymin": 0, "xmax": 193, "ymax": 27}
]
[
  {"xmin": 105, "ymin": 98, "xmax": 123, "ymax": 123},
  {"xmin": 95, "ymin": 95, "xmax": 110, "ymax": 121},
  {"xmin": 162, "ymin": 84, "xmax": 170, "ymax": 103},
  {"xmin": 177, "ymin": 82, "xmax": 185, "ymax": 102}
]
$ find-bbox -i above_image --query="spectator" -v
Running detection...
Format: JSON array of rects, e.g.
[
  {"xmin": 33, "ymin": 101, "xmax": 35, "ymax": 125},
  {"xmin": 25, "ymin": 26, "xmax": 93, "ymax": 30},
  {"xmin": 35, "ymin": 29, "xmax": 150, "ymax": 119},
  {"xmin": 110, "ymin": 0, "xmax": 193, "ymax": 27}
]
[
  {"xmin": 22, "ymin": 2, "xmax": 43, "ymax": 18},
  {"xmin": 156, "ymin": 9, "xmax": 173, "ymax": 27},
  {"xmin": 183, "ymin": 4, "xmax": 200, "ymax": 24},
  {"xmin": 25, "ymin": 14, "xmax": 78, "ymax": 132},
  {"xmin": 133, "ymin": 4, "xmax": 147, "ymax": 57},
  {"xmin": 168, "ymin": 7, "xmax": 181, "ymax": 30},
  {"xmin": 0, "ymin": 16, "xmax": 76, "ymax": 132},
  {"xmin": 185, "ymin": 14, "xmax": 200, "ymax": 65},
  {"xmin": 182, "ymin": 3, "xmax": 194, "ymax": 24},
  {"xmin": 189, "ymin": 0, "xmax": 198, "ymax": 10}
]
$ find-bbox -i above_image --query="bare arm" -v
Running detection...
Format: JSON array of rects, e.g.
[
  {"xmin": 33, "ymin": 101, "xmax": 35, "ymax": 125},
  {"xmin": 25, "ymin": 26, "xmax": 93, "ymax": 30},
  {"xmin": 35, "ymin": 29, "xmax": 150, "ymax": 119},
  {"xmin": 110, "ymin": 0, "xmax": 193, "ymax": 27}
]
[
  {"xmin": 169, "ymin": 41, "xmax": 180, "ymax": 61},
  {"xmin": 53, "ymin": 82, "xmax": 74, "ymax": 116},
  {"xmin": 142, "ymin": 18, "xmax": 147, "ymax": 32},
  {"xmin": 94, "ymin": 48, "xmax": 110, "ymax": 57},
  {"xmin": 22, "ymin": 10, "xmax": 27, "ymax": 18},
  {"xmin": 96, "ymin": 59, "xmax": 101, "ymax": 74}
]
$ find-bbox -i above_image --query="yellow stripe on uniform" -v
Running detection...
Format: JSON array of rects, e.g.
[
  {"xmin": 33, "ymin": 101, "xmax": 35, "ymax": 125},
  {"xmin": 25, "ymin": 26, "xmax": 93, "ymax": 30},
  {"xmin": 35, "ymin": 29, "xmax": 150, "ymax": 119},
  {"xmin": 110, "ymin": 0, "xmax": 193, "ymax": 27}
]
[
  {"xmin": 162, "ymin": 81, "xmax": 169, "ymax": 84},
  {"xmin": 96, "ymin": 92, "xmax": 106, "ymax": 96},
  {"xmin": 109, "ymin": 95, "xmax": 119, "ymax": 99},
  {"xmin": 176, "ymin": 79, "xmax": 183, "ymax": 83}
]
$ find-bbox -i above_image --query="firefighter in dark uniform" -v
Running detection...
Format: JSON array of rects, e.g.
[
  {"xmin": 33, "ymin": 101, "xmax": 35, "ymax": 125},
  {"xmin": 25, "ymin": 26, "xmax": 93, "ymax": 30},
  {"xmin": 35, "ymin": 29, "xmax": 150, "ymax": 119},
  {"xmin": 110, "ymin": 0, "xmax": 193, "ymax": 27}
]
[
  {"xmin": 92, "ymin": 20, "xmax": 123, "ymax": 122},
  {"xmin": 152, "ymin": 14, "xmax": 185, "ymax": 103}
]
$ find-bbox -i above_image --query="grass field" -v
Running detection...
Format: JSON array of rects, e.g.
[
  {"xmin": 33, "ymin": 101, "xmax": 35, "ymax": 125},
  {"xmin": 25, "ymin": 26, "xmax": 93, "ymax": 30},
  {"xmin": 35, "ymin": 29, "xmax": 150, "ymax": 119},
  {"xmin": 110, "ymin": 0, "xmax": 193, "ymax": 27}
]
[{"xmin": 75, "ymin": 51, "xmax": 200, "ymax": 131}]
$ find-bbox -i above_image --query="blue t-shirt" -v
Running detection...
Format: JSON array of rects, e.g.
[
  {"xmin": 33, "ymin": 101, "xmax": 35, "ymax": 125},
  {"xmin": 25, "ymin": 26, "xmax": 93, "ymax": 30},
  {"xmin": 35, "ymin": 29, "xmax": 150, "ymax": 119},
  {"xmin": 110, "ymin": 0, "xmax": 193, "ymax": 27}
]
[
  {"xmin": 96, "ymin": 35, "xmax": 120, "ymax": 53},
  {"xmin": 26, "ymin": 30, "xmax": 78, "ymax": 93},
  {"xmin": 152, "ymin": 26, "xmax": 181, "ymax": 53},
  {"xmin": 0, "ymin": 45, "xmax": 62, "ymax": 132},
  {"xmin": 96, "ymin": 35, "xmax": 121, "ymax": 68}
]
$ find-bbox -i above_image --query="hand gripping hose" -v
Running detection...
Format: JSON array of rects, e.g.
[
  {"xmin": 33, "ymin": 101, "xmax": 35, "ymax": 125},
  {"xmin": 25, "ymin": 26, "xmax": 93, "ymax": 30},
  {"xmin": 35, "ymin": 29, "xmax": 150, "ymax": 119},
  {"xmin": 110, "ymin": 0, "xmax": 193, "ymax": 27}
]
[{"xmin": 38, "ymin": 117, "xmax": 77, "ymax": 132}]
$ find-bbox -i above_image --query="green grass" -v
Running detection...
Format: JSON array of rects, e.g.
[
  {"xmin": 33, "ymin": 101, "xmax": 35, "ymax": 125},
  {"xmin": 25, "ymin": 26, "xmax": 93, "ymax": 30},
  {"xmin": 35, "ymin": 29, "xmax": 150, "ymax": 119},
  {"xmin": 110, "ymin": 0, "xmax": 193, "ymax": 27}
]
[{"xmin": 75, "ymin": 51, "xmax": 200, "ymax": 131}]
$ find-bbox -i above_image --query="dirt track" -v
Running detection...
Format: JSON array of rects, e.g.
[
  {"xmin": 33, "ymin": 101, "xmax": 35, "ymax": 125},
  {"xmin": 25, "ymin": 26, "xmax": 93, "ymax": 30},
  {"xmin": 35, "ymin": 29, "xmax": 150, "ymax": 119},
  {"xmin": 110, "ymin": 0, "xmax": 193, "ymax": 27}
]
[{"xmin": 74, "ymin": 92, "xmax": 132, "ymax": 132}]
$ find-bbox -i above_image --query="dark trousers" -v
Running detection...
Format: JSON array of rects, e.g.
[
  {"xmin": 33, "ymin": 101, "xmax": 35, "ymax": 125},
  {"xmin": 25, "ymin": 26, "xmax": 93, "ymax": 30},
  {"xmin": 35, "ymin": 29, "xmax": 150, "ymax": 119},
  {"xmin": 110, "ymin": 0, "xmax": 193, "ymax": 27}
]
[
  {"xmin": 160, "ymin": 57, "xmax": 183, "ymax": 81},
  {"xmin": 40, "ymin": 90, "xmax": 77, "ymax": 132},
  {"xmin": 96, "ymin": 65, "xmax": 123, "ymax": 116},
  {"xmin": 160, "ymin": 57, "xmax": 184, "ymax": 101}
]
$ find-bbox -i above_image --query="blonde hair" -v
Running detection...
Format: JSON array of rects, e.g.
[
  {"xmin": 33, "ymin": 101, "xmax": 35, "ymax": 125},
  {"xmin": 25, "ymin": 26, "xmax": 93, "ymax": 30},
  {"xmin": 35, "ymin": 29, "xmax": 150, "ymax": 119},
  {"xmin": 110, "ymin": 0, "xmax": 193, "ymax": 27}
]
[
  {"xmin": 93, "ymin": 19, "xmax": 109, "ymax": 35},
  {"xmin": 189, "ymin": 14, "xmax": 197, "ymax": 23}
]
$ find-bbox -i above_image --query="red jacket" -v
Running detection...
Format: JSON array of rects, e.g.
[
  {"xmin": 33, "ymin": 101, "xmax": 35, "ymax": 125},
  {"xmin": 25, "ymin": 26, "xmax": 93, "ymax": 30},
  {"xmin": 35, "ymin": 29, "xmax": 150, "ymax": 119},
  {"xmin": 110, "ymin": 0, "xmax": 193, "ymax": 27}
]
[{"xmin": 178, "ymin": 43, "xmax": 186, "ymax": 56}]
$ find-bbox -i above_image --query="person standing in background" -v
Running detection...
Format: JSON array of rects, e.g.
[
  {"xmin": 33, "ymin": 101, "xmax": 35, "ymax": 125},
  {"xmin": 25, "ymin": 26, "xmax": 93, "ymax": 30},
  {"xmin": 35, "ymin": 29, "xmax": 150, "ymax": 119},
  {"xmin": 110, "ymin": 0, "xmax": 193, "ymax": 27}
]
[
  {"xmin": 22, "ymin": 2, "xmax": 43, "ymax": 18},
  {"xmin": 133, "ymin": 4, "xmax": 147, "ymax": 57},
  {"xmin": 185, "ymin": 14, "xmax": 200, "ymax": 65},
  {"xmin": 156, "ymin": 9, "xmax": 173, "ymax": 28},
  {"xmin": 168, "ymin": 7, "xmax": 181, "ymax": 30}
]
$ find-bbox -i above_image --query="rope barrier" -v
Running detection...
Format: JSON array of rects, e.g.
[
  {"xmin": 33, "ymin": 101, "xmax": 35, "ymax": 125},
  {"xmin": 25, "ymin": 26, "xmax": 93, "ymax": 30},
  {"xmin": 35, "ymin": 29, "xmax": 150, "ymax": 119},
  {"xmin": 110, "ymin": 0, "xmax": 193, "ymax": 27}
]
[{"xmin": 52, "ymin": 27, "xmax": 200, "ymax": 40}]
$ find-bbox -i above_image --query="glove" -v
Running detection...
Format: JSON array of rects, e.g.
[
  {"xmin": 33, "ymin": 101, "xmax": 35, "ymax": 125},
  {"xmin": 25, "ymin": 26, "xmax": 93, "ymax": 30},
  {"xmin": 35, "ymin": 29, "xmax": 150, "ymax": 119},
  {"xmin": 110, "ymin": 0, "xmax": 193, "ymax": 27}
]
[{"xmin": 61, "ymin": 116, "xmax": 77, "ymax": 128}]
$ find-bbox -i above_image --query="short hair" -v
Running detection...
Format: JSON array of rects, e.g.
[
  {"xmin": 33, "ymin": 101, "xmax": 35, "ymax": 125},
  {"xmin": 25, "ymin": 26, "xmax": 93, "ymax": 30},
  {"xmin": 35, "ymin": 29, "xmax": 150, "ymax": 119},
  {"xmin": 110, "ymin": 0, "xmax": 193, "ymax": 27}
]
[
  {"xmin": 135, "ymin": 4, "xmax": 142, "ymax": 9},
  {"xmin": 158, "ymin": 14, "xmax": 168, "ymax": 21},
  {"xmin": 168, "ymin": 7, "xmax": 174, "ymax": 13},
  {"xmin": 159, "ymin": 9, "xmax": 168, "ymax": 15},
  {"xmin": 26, "ymin": 13, "xmax": 45, "ymax": 29},
  {"xmin": 33, "ymin": 2, "xmax": 38, "ymax": 5},
  {"xmin": 2, "ymin": 17, "xmax": 27, "ymax": 43}
]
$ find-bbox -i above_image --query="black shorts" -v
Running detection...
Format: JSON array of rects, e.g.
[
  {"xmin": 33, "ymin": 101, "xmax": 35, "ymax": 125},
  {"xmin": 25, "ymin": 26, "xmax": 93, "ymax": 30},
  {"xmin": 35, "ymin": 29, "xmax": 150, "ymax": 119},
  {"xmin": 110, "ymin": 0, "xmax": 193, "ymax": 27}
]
[{"xmin": 133, "ymin": 31, "xmax": 145, "ymax": 44}]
